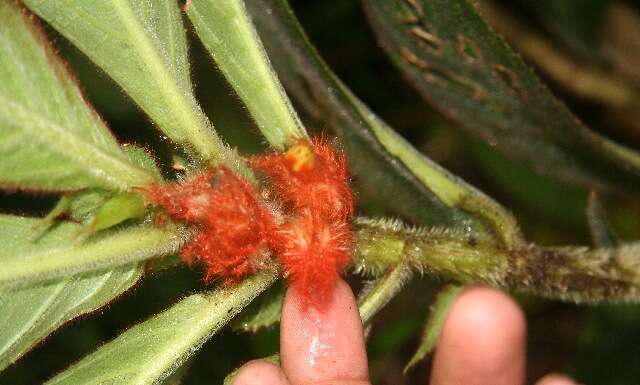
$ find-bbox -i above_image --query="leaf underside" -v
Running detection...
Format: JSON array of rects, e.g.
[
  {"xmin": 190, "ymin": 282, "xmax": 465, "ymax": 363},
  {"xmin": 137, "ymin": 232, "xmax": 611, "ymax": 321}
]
[
  {"xmin": 186, "ymin": 0, "xmax": 307, "ymax": 150},
  {"xmin": 0, "ymin": 215, "xmax": 186, "ymax": 291},
  {"xmin": 0, "ymin": 1, "xmax": 155, "ymax": 192},
  {"xmin": 23, "ymin": 0, "xmax": 235, "ymax": 168},
  {"xmin": 45, "ymin": 270, "xmax": 278, "ymax": 385},
  {"xmin": 0, "ymin": 215, "xmax": 143, "ymax": 371}
]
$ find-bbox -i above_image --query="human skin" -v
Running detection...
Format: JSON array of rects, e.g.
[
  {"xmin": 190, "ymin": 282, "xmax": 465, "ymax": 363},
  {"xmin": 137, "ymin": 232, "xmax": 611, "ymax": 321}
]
[{"xmin": 232, "ymin": 279, "xmax": 578, "ymax": 385}]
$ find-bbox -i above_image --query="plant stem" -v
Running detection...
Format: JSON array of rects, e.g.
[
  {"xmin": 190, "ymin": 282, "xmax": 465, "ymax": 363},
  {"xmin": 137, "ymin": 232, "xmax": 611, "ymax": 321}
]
[{"xmin": 353, "ymin": 217, "xmax": 640, "ymax": 303}]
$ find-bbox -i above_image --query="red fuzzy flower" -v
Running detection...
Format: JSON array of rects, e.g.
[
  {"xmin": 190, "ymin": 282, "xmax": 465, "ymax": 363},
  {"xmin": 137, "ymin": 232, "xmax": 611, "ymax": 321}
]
[
  {"xmin": 250, "ymin": 137, "xmax": 354, "ymax": 307},
  {"xmin": 145, "ymin": 167, "xmax": 275, "ymax": 283},
  {"xmin": 272, "ymin": 211, "xmax": 352, "ymax": 305},
  {"xmin": 145, "ymin": 137, "xmax": 355, "ymax": 308},
  {"xmin": 250, "ymin": 137, "xmax": 354, "ymax": 221}
]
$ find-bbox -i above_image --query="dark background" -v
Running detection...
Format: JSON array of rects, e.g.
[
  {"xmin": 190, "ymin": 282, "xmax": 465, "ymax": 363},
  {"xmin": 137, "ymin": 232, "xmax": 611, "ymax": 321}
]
[{"xmin": 2, "ymin": 1, "xmax": 640, "ymax": 384}]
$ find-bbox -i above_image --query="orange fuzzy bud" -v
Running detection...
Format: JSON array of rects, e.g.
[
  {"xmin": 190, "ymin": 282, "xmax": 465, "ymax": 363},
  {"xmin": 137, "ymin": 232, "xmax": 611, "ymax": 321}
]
[
  {"xmin": 272, "ymin": 210, "xmax": 352, "ymax": 306},
  {"xmin": 145, "ymin": 167, "xmax": 275, "ymax": 283},
  {"xmin": 250, "ymin": 137, "xmax": 355, "ymax": 308},
  {"xmin": 145, "ymin": 137, "xmax": 355, "ymax": 309},
  {"xmin": 250, "ymin": 137, "xmax": 354, "ymax": 221}
]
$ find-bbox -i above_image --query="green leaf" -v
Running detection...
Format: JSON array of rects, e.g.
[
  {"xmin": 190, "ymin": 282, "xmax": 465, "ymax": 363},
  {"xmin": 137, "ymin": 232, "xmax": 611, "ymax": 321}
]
[
  {"xmin": 247, "ymin": 0, "xmax": 519, "ymax": 246},
  {"xmin": 362, "ymin": 0, "xmax": 640, "ymax": 195},
  {"xmin": 89, "ymin": 192, "xmax": 146, "ymax": 233},
  {"xmin": 186, "ymin": 0, "xmax": 307, "ymax": 150},
  {"xmin": 121, "ymin": 144, "xmax": 163, "ymax": 180},
  {"xmin": 0, "ymin": 1, "xmax": 156, "ymax": 192},
  {"xmin": 22, "ymin": 0, "xmax": 236, "ymax": 168},
  {"xmin": 0, "ymin": 215, "xmax": 143, "ymax": 370},
  {"xmin": 1, "ymin": 268, "xmax": 141, "ymax": 369},
  {"xmin": 32, "ymin": 189, "xmax": 111, "ymax": 239},
  {"xmin": 404, "ymin": 285, "xmax": 463, "ymax": 372},
  {"xmin": 67, "ymin": 190, "xmax": 111, "ymax": 223},
  {"xmin": 46, "ymin": 269, "xmax": 279, "ymax": 385},
  {"xmin": 232, "ymin": 281, "xmax": 284, "ymax": 333},
  {"xmin": 36, "ymin": 144, "xmax": 161, "ymax": 235},
  {"xmin": 0, "ymin": 215, "xmax": 187, "ymax": 291},
  {"xmin": 357, "ymin": 263, "xmax": 413, "ymax": 325},
  {"xmin": 160, "ymin": 362, "xmax": 191, "ymax": 385}
]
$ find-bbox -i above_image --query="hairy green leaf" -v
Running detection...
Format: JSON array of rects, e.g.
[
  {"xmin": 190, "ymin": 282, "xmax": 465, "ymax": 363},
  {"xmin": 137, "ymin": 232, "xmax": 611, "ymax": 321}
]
[
  {"xmin": 0, "ymin": 215, "xmax": 142, "ymax": 371},
  {"xmin": 34, "ymin": 144, "xmax": 159, "ymax": 237},
  {"xmin": 46, "ymin": 270, "xmax": 279, "ymax": 385},
  {"xmin": 404, "ymin": 285, "xmax": 462, "ymax": 372},
  {"xmin": 121, "ymin": 144, "xmax": 163, "ymax": 180},
  {"xmin": 160, "ymin": 362, "xmax": 191, "ymax": 385},
  {"xmin": 247, "ymin": 0, "xmax": 519, "ymax": 246},
  {"xmin": 362, "ymin": 0, "xmax": 640, "ymax": 194},
  {"xmin": 232, "ymin": 281, "xmax": 284, "ymax": 333},
  {"xmin": 89, "ymin": 192, "xmax": 146, "ymax": 233},
  {"xmin": 357, "ymin": 263, "xmax": 413, "ymax": 324},
  {"xmin": 0, "ymin": 2, "xmax": 156, "ymax": 191},
  {"xmin": 23, "ymin": 0, "xmax": 237, "ymax": 168},
  {"xmin": 186, "ymin": 0, "xmax": 307, "ymax": 150},
  {"xmin": 0, "ymin": 215, "xmax": 187, "ymax": 291}
]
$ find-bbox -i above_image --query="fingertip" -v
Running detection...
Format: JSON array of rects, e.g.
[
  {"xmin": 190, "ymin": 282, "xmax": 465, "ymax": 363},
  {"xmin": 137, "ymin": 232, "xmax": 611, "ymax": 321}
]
[
  {"xmin": 232, "ymin": 360, "xmax": 289, "ymax": 385},
  {"xmin": 536, "ymin": 373, "xmax": 580, "ymax": 385},
  {"xmin": 444, "ymin": 287, "xmax": 526, "ymax": 364},
  {"xmin": 280, "ymin": 278, "xmax": 369, "ymax": 384},
  {"xmin": 431, "ymin": 287, "xmax": 526, "ymax": 385}
]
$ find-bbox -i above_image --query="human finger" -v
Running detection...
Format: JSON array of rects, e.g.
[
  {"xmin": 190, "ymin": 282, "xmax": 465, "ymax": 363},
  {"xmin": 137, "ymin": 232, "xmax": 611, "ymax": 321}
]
[
  {"xmin": 232, "ymin": 359, "xmax": 290, "ymax": 385},
  {"xmin": 430, "ymin": 287, "xmax": 527, "ymax": 385},
  {"xmin": 280, "ymin": 278, "xmax": 370, "ymax": 385},
  {"xmin": 535, "ymin": 373, "xmax": 579, "ymax": 385}
]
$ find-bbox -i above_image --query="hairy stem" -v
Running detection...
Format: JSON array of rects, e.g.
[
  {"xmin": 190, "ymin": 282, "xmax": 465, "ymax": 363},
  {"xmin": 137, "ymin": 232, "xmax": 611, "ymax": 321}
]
[{"xmin": 353, "ymin": 217, "xmax": 640, "ymax": 303}]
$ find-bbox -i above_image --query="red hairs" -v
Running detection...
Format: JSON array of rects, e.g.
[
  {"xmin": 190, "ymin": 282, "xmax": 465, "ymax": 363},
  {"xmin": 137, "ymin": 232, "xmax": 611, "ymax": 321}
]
[
  {"xmin": 146, "ymin": 137, "xmax": 354, "ymax": 307},
  {"xmin": 251, "ymin": 137, "xmax": 354, "ymax": 305},
  {"xmin": 145, "ymin": 167, "xmax": 275, "ymax": 283}
]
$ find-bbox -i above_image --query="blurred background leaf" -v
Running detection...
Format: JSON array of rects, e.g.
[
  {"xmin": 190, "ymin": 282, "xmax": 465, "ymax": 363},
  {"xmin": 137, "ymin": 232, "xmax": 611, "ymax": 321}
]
[{"xmin": 363, "ymin": 0, "xmax": 640, "ymax": 197}]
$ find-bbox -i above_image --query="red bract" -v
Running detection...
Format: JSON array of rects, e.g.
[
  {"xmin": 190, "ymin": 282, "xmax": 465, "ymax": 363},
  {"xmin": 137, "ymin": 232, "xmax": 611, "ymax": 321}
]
[
  {"xmin": 251, "ymin": 137, "xmax": 354, "ymax": 307},
  {"xmin": 145, "ymin": 167, "xmax": 275, "ymax": 283},
  {"xmin": 250, "ymin": 137, "xmax": 354, "ymax": 221},
  {"xmin": 272, "ymin": 211, "xmax": 352, "ymax": 305},
  {"xmin": 145, "ymin": 137, "xmax": 355, "ymax": 308}
]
